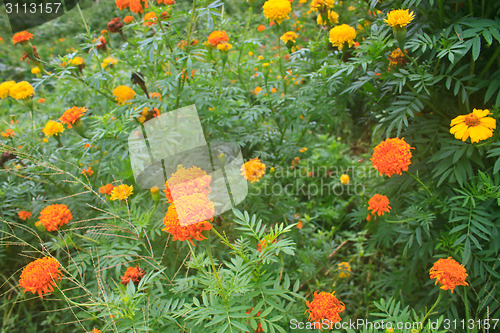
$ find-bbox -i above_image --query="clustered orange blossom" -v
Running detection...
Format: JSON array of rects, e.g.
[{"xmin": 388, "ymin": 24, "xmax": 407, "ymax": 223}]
[
  {"xmin": 120, "ymin": 266, "xmax": 146, "ymax": 285},
  {"xmin": 36, "ymin": 204, "xmax": 73, "ymax": 232},
  {"xmin": 240, "ymin": 158, "xmax": 266, "ymax": 183},
  {"xmin": 59, "ymin": 106, "xmax": 87, "ymax": 128},
  {"xmin": 429, "ymin": 257, "xmax": 468, "ymax": 293},
  {"xmin": 19, "ymin": 257, "xmax": 62, "ymax": 298},
  {"xmin": 367, "ymin": 194, "xmax": 391, "ymax": 216},
  {"xmin": 306, "ymin": 291, "xmax": 345, "ymax": 325},
  {"xmin": 371, "ymin": 137, "xmax": 413, "ymax": 177}
]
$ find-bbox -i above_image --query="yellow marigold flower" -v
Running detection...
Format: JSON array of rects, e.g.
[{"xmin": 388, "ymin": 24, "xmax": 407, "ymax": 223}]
[
  {"xmin": 110, "ymin": 184, "xmax": 133, "ymax": 201},
  {"xmin": 262, "ymin": 0, "xmax": 292, "ymax": 25},
  {"xmin": 120, "ymin": 266, "xmax": 146, "ymax": 285},
  {"xmin": 36, "ymin": 204, "xmax": 73, "ymax": 232},
  {"xmin": 385, "ymin": 9, "xmax": 415, "ymax": 28},
  {"xmin": 306, "ymin": 291, "xmax": 345, "ymax": 324},
  {"xmin": 9, "ymin": 81, "xmax": 35, "ymax": 100},
  {"xmin": 257, "ymin": 55, "xmax": 265, "ymax": 60},
  {"xmin": 42, "ymin": 120, "xmax": 64, "ymax": 137},
  {"xmin": 19, "ymin": 257, "xmax": 62, "ymax": 298},
  {"xmin": 1, "ymin": 129, "xmax": 15, "ymax": 138},
  {"xmin": 252, "ymin": 86, "xmax": 263, "ymax": 94},
  {"xmin": 310, "ymin": 0, "xmax": 334, "ymax": 11},
  {"xmin": 0, "ymin": 81, "xmax": 16, "ymax": 99},
  {"xmin": 143, "ymin": 12, "xmax": 157, "ymax": 26},
  {"xmin": 299, "ymin": 147, "xmax": 307, "ymax": 153},
  {"xmin": 340, "ymin": 174, "xmax": 350, "ymax": 185},
  {"xmin": 317, "ymin": 10, "xmax": 339, "ymax": 25},
  {"xmin": 368, "ymin": 194, "xmax": 391, "ymax": 216},
  {"xmin": 99, "ymin": 183, "xmax": 115, "ymax": 195},
  {"xmin": 163, "ymin": 203, "xmax": 213, "ymax": 245},
  {"xmin": 429, "ymin": 257, "xmax": 468, "ymax": 293},
  {"xmin": 206, "ymin": 30, "xmax": 229, "ymax": 47},
  {"xmin": 113, "ymin": 85, "xmax": 136, "ymax": 105},
  {"xmin": 31, "ymin": 67, "xmax": 41, "ymax": 74},
  {"xmin": 102, "ymin": 57, "xmax": 118, "ymax": 68},
  {"xmin": 371, "ymin": 137, "xmax": 413, "ymax": 177},
  {"xmin": 217, "ymin": 42, "xmax": 233, "ymax": 51},
  {"xmin": 12, "ymin": 31, "xmax": 33, "ymax": 44},
  {"xmin": 450, "ymin": 109, "xmax": 496, "ymax": 143},
  {"xmin": 241, "ymin": 158, "xmax": 266, "ymax": 183},
  {"xmin": 18, "ymin": 210, "xmax": 32, "ymax": 220},
  {"xmin": 280, "ymin": 31, "xmax": 298, "ymax": 43},
  {"xmin": 337, "ymin": 262, "xmax": 351, "ymax": 278},
  {"xmin": 329, "ymin": 24, "xmax": 356, "ymax": 50},
  {"xmin": 70, "ymin": 57, "xmax": 84, "ymax": 66},
  {"xmin": 59, "ymin": 106, "xmax": 87, "ymax": 128}
]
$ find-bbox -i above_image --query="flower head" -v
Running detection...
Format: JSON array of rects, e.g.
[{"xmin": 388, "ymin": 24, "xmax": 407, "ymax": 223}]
[
  {"xmin": 371, "ymin": 137, "xmax": 413, "ymax": 177},
  {"xmin": 206, "ymin": 30, "xmax": 229, "ymax": 47},
  {"xmin": 81, "ymin": 166, "xmax": 94, "ymax": 177},
  {"xmin": 241, "ymin": 158, "xmax": 266, "ymax": 183},
  {"xmin": 429, "ymin": 257, "xmax": 468, "ymax": 293},
  {"xmin": 102, "ymin": 57, "xmax": 118, "ymax": 69},
  {"xmin": 36, "ymin": 204, "xmax": 72, "ymax": 232},
  {"xmin": 99, "ymin": 183, "xmax": 115, "ymax": 195},
  {"xmin": 143, "ymin": 12, "xmax": 157, "ymax": 26},
  {"xmin": 164, "ymin": 166, "xmax": 212, "ymax": 203},
  {"xmin": 9, "ymin": 81, "xmax": 34, "ymax": 100},
  {"xmin": 107, "ymin": 17, "xmax": 124, "ymax": 32},
  {"xmin": 217, "ymin": 42, "xmax": 233, "ymax": 52},
  {"xmin": 42, "ymin": 120, "xmax": 64, "ymax": 137},
  {"xmin": 258, "ymin": 24, "xmax": 266, "ymax": 32},
  {"xmin": 385, "ymin": 9, "xmax": 415, "ymax": 28},
  {"xmin": 329, "ymin": 24, "xmax": 356, "ymax": 50},
  {"xmin": 280, "ymin": 31, "xmax": 298, "ymax": 44},
  {"xmin": 388, "ymin": 48, "xmax": 408, "ymax": 69},
  {"xmin": 158, "ymin": 0, "xmax": 175, "ymax": 4},
  {"xmin": 0, "ymin": 81, "xmax": 16, "ymax": 99},
  {"xmin": 110, "ymin": 184, "xmax": 133, "ymax": 201},
  {"xmin": 337, "ymin": 262, "xmax": 351, "ymax": 278},
  {"xmin": 129, "ymin": 0, "xmax": 148, "ymax": 13},
  {"xmin": 70, "ymin": 57, "xmax": 84, "ymax": 66},
  {"xmin": 19, "ymin": 257, "xmax": 62, "ymax": 298},
  {"xmin": 113, "ymin": 85, "xmax": 136, "ymax": 105},
  {"xmin": 368, "ymin": 194, "xmax": 391, "ymax": 216},
  {"xmin": 1, "ymin": 129, "xmax": 15, "ymax": 138},
  {"xmin": 31, "ymin": 67, "xmax": 41, "ymax": 74},
  {"xmin": 18, "ymin": 210, "xmax": 32, "ymax": 220},
  {"xmin": 59, "ymin": 106, "xmax": 87, "ymax": 128},
  {"xmin": 120, "ymin": 266, "xmax": 146, "ymax": 285},
  {"xmin": 340, "ymin": 174, "xmax": 350, "ymax": 185},
  {"xmin": 306, "ymin": 291, "xmax": 345, "ymax": 324},
  {"xmin": 115, "ymin": 0, "xmax": 130, "ymax": 10},
  {"xmin": 263, "ymin": 0, "xmax": 292, "ymax": 25},
  {"xmin": 163, "ymin": 204, "xmax": 213, "ymax": 245},
  {"xmin": 124, "ymin": 15, "xmax": 134, "ymax": 24},
  {"xmin": 450, "ymin": 109, "xmax": 496, "ymax": 143},
  {"xmin": 317, "ymin": 10, "xmax": 339, "ymax": 25},
  {"xmin": 310, "ymin": 0, "xmax": 334, "ymax": 11},
  {"xmin": 12, "ymin": 31, "xmax": 33, "ymax": 44}
]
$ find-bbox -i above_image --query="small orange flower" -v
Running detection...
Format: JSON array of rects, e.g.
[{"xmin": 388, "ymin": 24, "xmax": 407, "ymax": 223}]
[
  {"xmin": 59, "ymin": 106, "xmax": 87, "ymax": 129},
  {"xmin": 368, "ymin": 194, "xmax": 391, "ymax": 216},
  {"xmin": 19, "ymin": 257, "xmax": 62, "ymax": 298},
  {"xmin": 1, "ymin": 129, "xmax": 15, "ymax": 138},
  {"xmin": 296, "ymin": 220, "xmax": 303, "ymax": 229},
  {"xmin": 241, "ymin": 158, "xmax": 266, "ymax": 183},
  {"xmin": 429, "ymin": 257, "xmax": 468, "ymax": 293},
  {"xmin": 120, "ymin": 266, "xmax": 146, "ymax": 285},
  {"xmin": 258, "ymin": 25, "xmax": 266, "ymax": 31},
  {"xmin": 158, "ymin": 0, "xmax": 175, "ymax": 4},
  {"xmin": 163, "ymin": 204, "xmax": 213, "ymax": 245},
  {"xmin": 306, "ymin": 291, "xmax": 345, "ymax": 325},
  {"xmin": 143, "ymin": 12, "xmax": 157, "ymax": 26},
  {"xmin": 371, "ymin": 137, "xmax": 413, "ymax": 177},
  {"xmin": 206, "ymin": 30, "xmax": 229, "ymax": 47},
  {"xmin": 36, "ymin": 204, "xmax": 72, "ymax": 232},
  {"xmin": 81, "ymin": 166, "xmax": 94, "ymax": 177},
  {"xmin": 164, "ymin": 166, "xmax": 212, "ymax": 203},
  {"xmin": 129, "ymin": 0, "xmax": 148, "ymax": 13},
  {"xmin": 37, "ymin": 98, "xmax": 45, "ymax": 103},
  {"xmin": 12, "ymin": 31, "xmax": 33, "ymax": 44},
  {"xmin": 99, "ymin": 183, "xmax": 115, "ymax": 195},
  {"xmin": 92, "ymin": 329, "xmax": 101, "ymax": 333},
  {"xmin": 18, "ymin": 210, "xmax": 32, "ymax": 220},
  {"xmin": 124, "ymin": 15, "xmax": 134, "ymax": 24},
  {"xmin": 115, "ymin": 0, "xmax": 130, "ymax": 10}
]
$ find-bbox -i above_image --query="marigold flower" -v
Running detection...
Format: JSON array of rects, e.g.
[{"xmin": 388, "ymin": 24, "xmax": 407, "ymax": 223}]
[
  {"xmin": 385, "ymin": 9, "xmax": 415, "ymax": 28},
  {"xmin": 81, "ymin": 166, "xmax": 94, "ymax": 177},
  {"xmin": 306, "ymin": 291, "xmax": 345, "ymax": 324},
  {"xmin": 340, "ymin": 174, "xmax": 350, "ymax": 185},
  {"xmin": 450, "ymin": 109, "xmax": 496, "ymax": 143},
  {"xmin": 217, "ymin": 42, "xmax": 233, "ymax": 52},
  {"xmin": 31, "ymin": 67, "xmax": 41, "ymax": 74},
  {"xmin": 309, "ymin": 0, "xmax": 334, "ymax": 11},
  {"xmin": 113, "ymin": 85, "xmax": 136, "ymax": 105},
  {"xmin": 0, "ymin": 81, "xmax": 16, "ymax": 99},
  {"xmin": 388, "ymin": 48, "xmax": 408, "ymax": 69},
  {"xmin": 9, "ymin": 81, "xmax": 34, "ymax": 100},
  {"xmin": 70, "ymin": 57, "xmax": 84, "ymax": 66},
  {"xmin": 262, "ymin": 0, "xmax": 292, "ymax": 24},
  {"xmin": 207, "ymin": 30, "xmax": 229, "ymax": 47},
  {"xmin": 158, "ymin": 0, "xmax": 175, "ymax": 5},
  {"xmin": 110, "ymin": 184, "xmax": 133, "ymax": 201},
  {"xmin": 94, "ymin": 36, "xmax": 107, "ymax": 51},
  {"xmin": 280, "ymin": 31, "xmax": 298, "ymax": 44},
  {"xmin": 59, "ymin": 106, "xmax": 87, "ymax": 129},
  {"xmin": 317, "ymin": 10, "xmax": 339, "ymax": 25},
  {"xmin": 124, "ymin": 15, "xmax": 134, "ymax": 24},
  {"xmin": 42, "ymin": 120, "xmax": 64, "ymax": 137},
  {"xmin": 252, "ymin": 86, "xmax": 263, "ymax": 95},
  {"xmin": 12, "ymin": 31, "xmax": 33, "ymax": 44},
  {"xmin": 371, "ymin": 137, "xmax": 413, "ymax": 177},
  {"xmin": 150, "ymin": 92, "xmax": 161, "ymax": 100},
  {"xmin": 107, "ymin": 17, "xmax": 124, "ymax": 33},
  {"xmin": 241, "ymin": 158, "xmax": 266, "ymax": 183},
  {"xmin": 129, "ymin": 0, "xmax": 148, "ymax": 13},
  {"xmin": 92, "ymin": 329, "xmax": 101, "ymax": 333},
  {"xmin": 258, "ymin": 24, "xmax": 266, "ymax": 31},
  {"xmin": 115, "ymin": 0, "xmax": 130, "ymax": 10},
  {"xmin": 38, "ymin": 98, "xmax": 45, "ymax": 103},
  {"xmin": 329, "ymin": 24, "xmax": 356, "ymax": 50},
  {"xmin": 429, "ymin": 257, "xmax": 468, "ymax": 293},
  {"xmin": 102, "ymin": 57, "xmax": 118, "ymax": 69},
  {"xmin": 18, "ymin": 210, "xmax": 32, "ymax": 220},
  {"xmin": 120, "ymin": 266, "xmax": 146, "ymax": 285},
  {"xmin": 36, "ymin": 204, "xmax": 73, "ymax": 232},
  {"xmin": 143, "ymin": 12, "xmax": 157, "ymax": 26},
  {"xmin": 99, "ymin": 183, "xmax": 115, "ymax": 195},
  {"xmin": 164, "ymin": 166, "xmax": 212, "ymax": 203},
  {"xmin": 1, "ymin": 129, "xmax": 15, "ymax": 138},
  {"xmin": 163, "ymin": 204, "xmax": 213, "ymax": 245},
  {"xmin": 337, "ymin": 262, "xmax": 351, "ymax": 278},
  {"xmin": 296, "ymin": 220, "xmax": 303, "ymax": 229},
  {"xmin": 19, "ymin": 257, "xmax": 62, "ymax": 298},
  {"xmin": 368, "ymin": 194, "xmax": 391, "ymax": 216}
]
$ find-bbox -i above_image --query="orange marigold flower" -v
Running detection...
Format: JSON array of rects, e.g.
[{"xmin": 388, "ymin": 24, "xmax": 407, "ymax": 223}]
[
  {"xmin": 107, "ymin": 17, "xmax": 124, "ymax": 33},
  {"xmin": 296, "ymin": 220, "xmax": 303, "ymax": 229},
  {"xmin": 164, "ymin": 166, "xmax": 212, "ymax": 203},
  {"xmin": 173, "ymin": 193, "xmax": 215, "ymax": 226},
  {"xmin": 94, "ymin": 36, "xmax": 107, "ymax": 51},
  {"xmin": 59, "ymin": 106, "xmax": 87, "ymax": 129},
  {"xmin": 241, "ymin": 158, "xmax": 266, "ymax": 183},
  {"xmin": 99, "ymin": 183, "xmax": 115, "ymax": 195},
  {"xmin": 429, "ymin": 257, "xmax": 468, "ymax": 293},
  {"xmin": 110, "ymin": 184, "xmax": 133, "ymax": 201},
  {"xmin": 37, "ymin": 98, "xmax": 45, "ymax": 103},
  {"xmin": 371, "ymin": 137, "xmax": 413, "ymax": 177},
  {"xmin": 129, "ymin": 0, "xmax": 148, "ymax": 14},
  {"xmin": 120, "ymin": 266, "xmax": 146, "ymax": 285},
  {"xmin": 19, "ymin": 257, "xmax": 62, "ymax": 298},
  {"xmin": 388, "ymin": 48, "xmax": 409, "ymax": 68},
  {"xmin": 18, "ymin": 210, "xmax": 32, "ymax": 220},
  {"xmin": 368, "ymin": 194, "xmax": 391, "ymax": 216},
  {"xmin": 36, "ymin": 204, "xmax": 72, "ymax": 232},
  {"xmin": 81, "ymin": 166, "xmax": 94, "ymax": 177},
  {"xmin": 206, "ymin": 30, "xmax": 229, "ymax": 47},
  {"xmin": 12, "ymin": 31, "xmax": 33, "ymax": 44},
  {"xmin": 143, "ymin": 12, "xmax": 157, "ymax": 26},
  {"xmin": 115, "ymin": 0, "xmax": 130, "ymax": 10},
  {"xmin": 258, "ymin": 25, "xmax": 266, "ymax": 31},
  {"xmin": 163, "ymin": 204, "xmax": 213, "ymax": 245},
  {"xmin": 124, "ymin": 15, "xmax": 134, "ymax": 24},
  {"xmin": 1, "ymin": 129, "xmax": 15, "ymax": 138},
  {"xmin": 92, "ymin": 329, "xmax": 101, "ymax": 333},
  {"xmin": 306, "ymin": 291, "xmax": 345, "ymax": 324},
  {"xmin": 158, "ymin": 0, "xmax": 175, "ymax": 4},
  {"xmin": 150, "ymin": 92, "xmax": 162, "ymax": 100}
]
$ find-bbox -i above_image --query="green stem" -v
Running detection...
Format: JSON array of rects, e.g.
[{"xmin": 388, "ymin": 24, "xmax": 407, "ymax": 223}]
[
  {"xmin": 276, "ymin": 24, "xmax": 287, "ymax": 96},
  {"xmin": 421, "ymin": 290, "xmax": 443, "ymax": 328},
  {"xmin": 205, "ymin": 235, "xmax": 226, "ymax": 300},
  {"xmin": 407, "ymin": 170, "xmax": 433, "ymax": 196},
  {"xmin": 464, "ymin": 286, "xmax": 471, "ymax": 333},
  {"xmin": 76, "ymin": 4, "xmax": 91, "ymax": 36}
]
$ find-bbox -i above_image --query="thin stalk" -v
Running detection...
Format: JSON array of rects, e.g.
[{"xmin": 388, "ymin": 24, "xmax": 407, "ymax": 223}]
[
  {"xmin": 420, "ymin": 290, "xmax": 443, "ymax": 328},
  {"xmin": 407, "ymin": 170, "xmax": 433, "ymax": 196}
]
